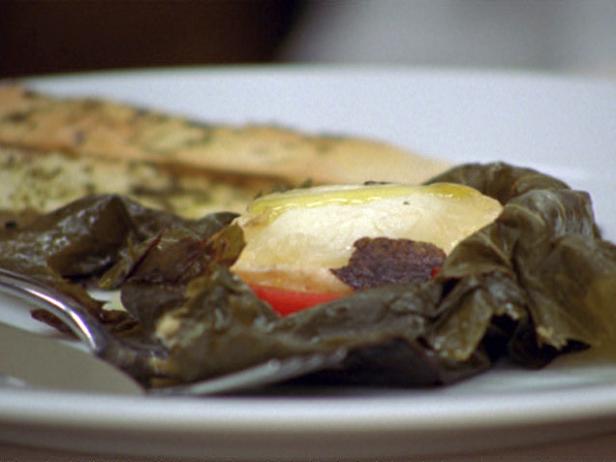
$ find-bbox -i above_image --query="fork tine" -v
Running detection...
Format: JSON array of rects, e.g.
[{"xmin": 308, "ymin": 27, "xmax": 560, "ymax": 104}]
[{"xmin": 0, "ymin": 268, "xmax": 107, "ymax": 351}]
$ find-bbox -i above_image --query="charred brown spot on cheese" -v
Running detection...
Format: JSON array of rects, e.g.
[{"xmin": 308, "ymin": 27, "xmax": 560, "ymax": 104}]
[{"xmin": 331, "ymin": 237, "xmax": 446, "ymax": 290}]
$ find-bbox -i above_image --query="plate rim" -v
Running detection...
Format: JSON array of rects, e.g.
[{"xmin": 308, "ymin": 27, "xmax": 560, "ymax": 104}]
[{"xmin": 1, "ymin": 66, "xmax": 615, "ymax": 459}]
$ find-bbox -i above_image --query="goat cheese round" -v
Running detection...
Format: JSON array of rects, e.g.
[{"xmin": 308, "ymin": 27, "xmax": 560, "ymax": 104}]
[{"xmin": 232, "ymin": 183, "xmax": 502, "ymax": 293}]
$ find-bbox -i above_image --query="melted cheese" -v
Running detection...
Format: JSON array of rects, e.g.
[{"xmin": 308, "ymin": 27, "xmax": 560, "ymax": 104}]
[{"xmin": 232, "ymin": 183, "xmax": 502, "ymax": 292}]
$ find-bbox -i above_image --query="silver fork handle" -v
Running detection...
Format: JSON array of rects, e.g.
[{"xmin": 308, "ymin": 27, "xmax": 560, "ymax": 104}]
[
  {"xmin": 0, "ymin": 268, "xmax": 165, "ymax": 383},
  {"xmin": 0, "ymin": 268, "xmax": 109, "ymax": 353}
]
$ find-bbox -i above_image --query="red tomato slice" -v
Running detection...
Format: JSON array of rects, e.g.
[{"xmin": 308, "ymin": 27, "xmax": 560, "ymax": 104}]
[
  {"xmin": 251, "ymin": 268, "xmax": 442, "ymax": 315},
  {"xmin": 250, "ymin": 284, "xmax": 344, "ymax": 316}
]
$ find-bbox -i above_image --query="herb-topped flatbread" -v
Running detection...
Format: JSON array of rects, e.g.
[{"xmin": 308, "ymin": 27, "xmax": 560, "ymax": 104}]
[
  {"xmin": 0, "ymin": 85, "xmax": 448, "ymax": 191},
  {"xmin": 0, "ymin": 145, "xmax": 286, "ymax": 219}
]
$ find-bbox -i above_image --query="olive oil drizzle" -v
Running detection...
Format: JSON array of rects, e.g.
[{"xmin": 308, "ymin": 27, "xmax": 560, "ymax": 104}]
[{"xmin": 248, "ymin": 182, "xmax": 480, "ymax": 222}]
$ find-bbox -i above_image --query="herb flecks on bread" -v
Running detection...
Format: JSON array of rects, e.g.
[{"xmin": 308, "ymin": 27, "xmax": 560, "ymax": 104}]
[{"xmin": 0, "ymin": 146, "xmax": 281, "ymax": 218}]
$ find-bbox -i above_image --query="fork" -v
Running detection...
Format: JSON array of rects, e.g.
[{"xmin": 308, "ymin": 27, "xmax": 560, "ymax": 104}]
[{"xmin": 0, "ymin": 268, "xmax": 346, "ymax": 396}]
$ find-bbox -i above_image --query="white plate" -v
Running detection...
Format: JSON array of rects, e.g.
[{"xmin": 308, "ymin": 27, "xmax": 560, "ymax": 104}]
[{"xmin": 1, "ymin": 67, "xmax": 616, "ymax": 461}]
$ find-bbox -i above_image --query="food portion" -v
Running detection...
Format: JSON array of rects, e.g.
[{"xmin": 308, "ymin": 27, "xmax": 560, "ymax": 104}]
[
  {"xmin": 232, "ymin": 182, "xmax": 502, "ymax": 297},
  {"xmin": 1, "ymin": 85, "xmax": 615, "ymax": 391},
  {"xmin": 1, "ymin": 160, "xmax": 615, "ymax": 388}
]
